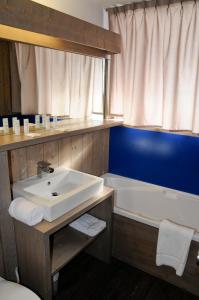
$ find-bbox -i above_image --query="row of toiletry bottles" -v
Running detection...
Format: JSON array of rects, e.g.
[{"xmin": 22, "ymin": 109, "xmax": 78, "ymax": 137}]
[{"xmin": 2, "ymin": 115, "xmax": 58, "ymax": 135}]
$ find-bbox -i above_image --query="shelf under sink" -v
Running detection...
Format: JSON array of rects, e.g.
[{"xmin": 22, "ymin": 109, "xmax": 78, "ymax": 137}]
[{"xmin": 51, "ymin": 225, "xmax": 105, "ymax": 275}]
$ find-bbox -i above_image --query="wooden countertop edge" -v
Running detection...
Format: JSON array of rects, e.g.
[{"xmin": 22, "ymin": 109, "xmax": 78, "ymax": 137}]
[
  {"xmin": 34, "ymin": 186, "xmax": 114, "ymax": 235},
  {"xmin": 0, "ymin": 120, "xmax": 123, "ymax": 152}
]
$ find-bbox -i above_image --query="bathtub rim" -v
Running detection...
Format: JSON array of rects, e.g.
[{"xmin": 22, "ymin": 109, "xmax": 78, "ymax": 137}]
[{"xmin": 102, "ymin": 173, "xmax": 199, "ymax": 242}]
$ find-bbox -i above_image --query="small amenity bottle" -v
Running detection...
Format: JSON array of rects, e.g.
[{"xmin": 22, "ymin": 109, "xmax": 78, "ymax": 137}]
[
  {"xmin": 15, "ymin": 120, "xmax": 20, "ymax": 136},
  {"xmin": 12, "ymin": 117, "xmax": 17, "ymax": 134},
  {"xmin": 45, "ymin": 116, "xmax": 50, "ymax": 130},
  {"xmin": 42, "ymin": 115, "xmax": 46, "ymax": 128},
  {"xmin": 23, "ymin": 119, "xmax": 29, "ymax": 135},
  {"xmin": 35, "ymin": 115, "xmax": 40, "ymax": 129},
  {"xmin": 3, "ymin": 118, "xmax": 9, "ymax": 134},
  {"xmin": 52, "ymin": 116, "xmax": 58, "ymax": 129}
]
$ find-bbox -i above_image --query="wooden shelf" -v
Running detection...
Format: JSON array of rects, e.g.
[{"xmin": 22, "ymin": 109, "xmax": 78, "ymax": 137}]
[
  {"xmin": 0, "ymin": 119, "xmax": 122, "ymax": 152},
  {"xmin": 14, "ymin": 188, "xmax": 113, "ymax": 300},
  {"xmin": 51, "ymin": 226, "xmax": 104, "ymax": 275},
  {"xmin": 34, "ymin": 186, "xmax": 113, "ymax": 235}
]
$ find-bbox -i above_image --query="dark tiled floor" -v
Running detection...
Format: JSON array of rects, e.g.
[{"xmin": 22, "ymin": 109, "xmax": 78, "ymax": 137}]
[{"xmin": 55, "ymin": 253, "xmax": 199, "ymax": 300}]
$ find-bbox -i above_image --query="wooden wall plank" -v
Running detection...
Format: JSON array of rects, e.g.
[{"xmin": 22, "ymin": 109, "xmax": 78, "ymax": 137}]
[
  {"xmin": 10, "ymin": 147, "xmax": 27, "ymax": 183},
  {"xmin": 0, "ymin": 151, "xmax": 17, "ymax": 280},
  {"xmin": 9, "ymin": 42, "xmax": 21, "ymax": 113},
  {"xmin": 71, "ymin": 135, "xmax": 83, "ymax": 171},
  {"xmin": 43, "ymin": 141, "xmax": 59, "ymax": 168},
  {"xmin": 0, "ymin": 233, "xmax": 5, "ymax": 277},
  {"xmin": 14, "ymin": 221, "xmax": 52, "ymax": 299},
  {"xmin": 82, "ymin": 133, "xmax": 93, "ymax": 174},
  {"xmin": 0, "ymin": 0, "xmax": 121, "ymax": 55},
  {"xmin": 58, "ymin": 137, "xmax": 72, "ymax": 168},
  {"xmin": 92, "ymin": 131, "xmax": 103, "ymax": 176},
  {"xmin": 102, "ymin": 129, "xmax": 110, "ymax": 174},
  {"xmin": 27, "ymin": 144, "xmax": 44, "ymax": 177},
  {"xmin": 86, "ymin": 195, "xmax": 113, "ymax": 263},
  {"xmin": 0, "ymin": 41, "xmax": 12, "ymax": 115}
]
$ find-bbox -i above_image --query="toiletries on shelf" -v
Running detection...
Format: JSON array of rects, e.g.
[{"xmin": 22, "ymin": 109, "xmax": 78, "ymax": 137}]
[
  {"xmin": 15, "ymin": 120, "xmax": 20, "ymax": 135},
  {"xmin": 24, "ymin": 119, "xmax": 29, "ymax": 135},
  {"xmin": 12, "ymin": 117, "xmax": 17, "ymax": 133},
  {"xmin": 35, "ymin": 115, "xmax": 40, "ymax": 129},
  {"xmin": 3, "ymin": 118, "xmax": 9, "ymax": 134}
]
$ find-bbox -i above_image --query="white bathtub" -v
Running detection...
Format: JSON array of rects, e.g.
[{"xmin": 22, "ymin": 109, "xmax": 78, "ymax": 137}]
[{"xmin": 102, "ymin": 173, "xmax": 199, "ymax": 242}]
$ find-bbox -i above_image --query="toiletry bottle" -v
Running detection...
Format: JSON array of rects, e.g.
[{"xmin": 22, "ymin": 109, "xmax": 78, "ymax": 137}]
[
  {"xmin": 15, "ymin": 120, "xmax": 20, "ymax": 136},
  {"xmin": 35, "ymin": 115, "xmax": 40, "ymax": 129},
  {"xmin": 3, "ymin": 118, "xmax": 9, "ymax": 134},
  {"xmin": 24, "ymin": 119, "xmax": 29, "ymax": 135},
  {"xmin": 42, "ymin": 114, "xmax": 47, "ymax": 128},
  {"xmin": 45, "ymin": 116, "xmax": 50, "ymax": 130},
  {"xmin": 53, "ymin": 116, "xmax": 58, "ymax": 129},
  {"xmin": 12, "ymin": 117, "xmax": 17, "ymax": 134}
]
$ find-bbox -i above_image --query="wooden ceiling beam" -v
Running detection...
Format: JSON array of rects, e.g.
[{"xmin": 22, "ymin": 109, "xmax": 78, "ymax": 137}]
[{"xmin": 0, "ymin": 0, "xmax": 121, "ymax": 57}]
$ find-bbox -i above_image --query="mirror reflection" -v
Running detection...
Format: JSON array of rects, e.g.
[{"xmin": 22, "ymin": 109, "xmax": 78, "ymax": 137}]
[{"xmin": 0, "ymin": 41, "xmax": 105, "ymax": 132}]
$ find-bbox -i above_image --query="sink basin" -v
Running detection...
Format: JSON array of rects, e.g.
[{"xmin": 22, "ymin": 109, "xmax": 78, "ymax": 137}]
[{"xmin": 12, "ymin": 168, "xmax": 104, "ymax": 222}]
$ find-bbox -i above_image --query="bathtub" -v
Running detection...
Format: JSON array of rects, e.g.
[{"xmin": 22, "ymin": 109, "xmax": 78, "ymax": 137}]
[
  {"xmin": 103, "ymin": 173, "xmax": 199, "ymax": 241},
  {"xmin": 102, "ymin": 173, "xmax": 199, "ymax": 296}
]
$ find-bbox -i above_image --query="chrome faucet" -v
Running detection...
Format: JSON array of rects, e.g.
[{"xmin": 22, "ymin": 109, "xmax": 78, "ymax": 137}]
[{"xmin": 37, "ymin": 161, "xmax": 54, "ymax": 178}]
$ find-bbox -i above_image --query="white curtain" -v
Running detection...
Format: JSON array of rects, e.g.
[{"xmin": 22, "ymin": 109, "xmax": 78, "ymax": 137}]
[
  {"xmin": 109, "ymin": 2, "xmax": 199, "ymax": 133},
  {"xmin": 15, "ymin": 43, "xmax": 37, "ymax": 114},
  {"xmin": 16, "ymin": 44, "xmax": 104, "ymax": 117}
]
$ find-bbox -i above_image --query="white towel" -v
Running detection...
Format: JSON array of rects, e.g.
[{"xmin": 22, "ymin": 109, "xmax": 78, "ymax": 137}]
[
  {"xmin": 9, "ymin": 197, "xmax": 43, "ymax": 226},
  {"xmin": 156, "ymin": 219, "xmax": 194, "ymax": 276},
  {"xmin": 69, "ymin": 213, "xmax": 106, "ymax": 237}
]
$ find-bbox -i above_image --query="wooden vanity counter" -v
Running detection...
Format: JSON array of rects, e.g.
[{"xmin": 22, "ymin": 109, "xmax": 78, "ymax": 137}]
[
  {"xmin": 14, "ymin": 186, "xmax": 114, "ymax": 300},
  {"xmin": 0, "ymin": 119, "xmax": 122, "ymax": 152},
  {"xmin": 0, "ymin": 118, "xmax": 120, "ymax": 283}
]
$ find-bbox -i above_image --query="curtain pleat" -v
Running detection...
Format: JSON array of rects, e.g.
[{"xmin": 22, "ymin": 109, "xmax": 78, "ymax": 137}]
[{"xmin": 109, "ymin": 2, "xmax": 199, "ymax": 133}]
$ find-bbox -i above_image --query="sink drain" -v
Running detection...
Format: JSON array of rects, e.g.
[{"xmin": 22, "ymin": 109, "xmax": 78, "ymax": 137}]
[{"xmin": 51, "ymin": 192, "xmax": 59, "ymax": 197}]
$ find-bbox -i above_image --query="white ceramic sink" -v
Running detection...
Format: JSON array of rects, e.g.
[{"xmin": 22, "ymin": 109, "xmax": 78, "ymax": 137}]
[{"xmin": 12, "ymin": 168, "xmax": 104, "ymax": 222}]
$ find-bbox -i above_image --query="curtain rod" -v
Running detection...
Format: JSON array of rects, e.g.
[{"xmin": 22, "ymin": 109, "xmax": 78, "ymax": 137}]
[{"xmin": 107, "ymin": 0, "xmax": 198, "ymax": 13}]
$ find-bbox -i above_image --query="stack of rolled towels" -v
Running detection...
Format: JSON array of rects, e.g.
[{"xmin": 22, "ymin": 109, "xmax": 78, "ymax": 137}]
[{"xmin": 9, "ymin": 197, "xmax": 44, "ymax": 226}]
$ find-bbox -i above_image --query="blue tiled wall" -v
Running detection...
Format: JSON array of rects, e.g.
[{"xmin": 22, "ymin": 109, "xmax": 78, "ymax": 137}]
[{"xmin": 109, "ymin": 126, "xmax": 199, "ymax": 195}]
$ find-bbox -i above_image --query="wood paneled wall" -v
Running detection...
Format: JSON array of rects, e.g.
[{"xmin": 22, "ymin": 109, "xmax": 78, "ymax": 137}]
[
  {"xmin": 0, "ymin": 151, "xmax": 17, "ymax": 280},
  {"xmin": 113, "ymin": 214, "xmax": 199, "ymax": 297},
  {"xmin": 0, "ymin": 41, "xmax": 12, "ymax": 115},
  {"xmin": 10, "ymin": 129, "xmax": 110, "ymax": 183},
  {"xmin": 0, "ymin": 41, "xmax": 21, "ymax": 116}
]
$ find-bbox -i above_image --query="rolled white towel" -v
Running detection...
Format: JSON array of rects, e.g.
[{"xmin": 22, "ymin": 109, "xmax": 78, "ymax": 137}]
[{"xmin": 9, "ymin": 197, "xmax": 43, "ymax": 226}]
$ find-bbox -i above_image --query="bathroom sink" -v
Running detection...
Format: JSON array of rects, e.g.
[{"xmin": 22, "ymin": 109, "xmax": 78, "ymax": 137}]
[{"xmin": 12, "ymin": 168, "xmax": 104, "ymax": 222}]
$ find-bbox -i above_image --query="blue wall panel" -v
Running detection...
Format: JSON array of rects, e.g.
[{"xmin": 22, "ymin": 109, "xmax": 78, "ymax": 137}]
[{"xmin": 109, "ymin": 126, "xmax": 199, "ymax": 195}]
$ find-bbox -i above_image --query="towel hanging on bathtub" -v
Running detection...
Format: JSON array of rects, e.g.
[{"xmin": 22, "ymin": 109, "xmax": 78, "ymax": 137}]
[{"xmin": 156, "ymin": 219, "xmax": 194, "ymax": 276}]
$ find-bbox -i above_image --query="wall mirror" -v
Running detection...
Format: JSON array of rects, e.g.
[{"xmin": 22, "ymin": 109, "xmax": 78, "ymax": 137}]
[{"xmin": 0, "ymin": 40, "xmax": 105, "ymax": 127}]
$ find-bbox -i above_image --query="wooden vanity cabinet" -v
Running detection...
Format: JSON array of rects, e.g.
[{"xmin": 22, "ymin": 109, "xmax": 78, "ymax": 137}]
[{"xmin": 14, "ymin": 187, "xmax": 113, "ymax": 300}]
